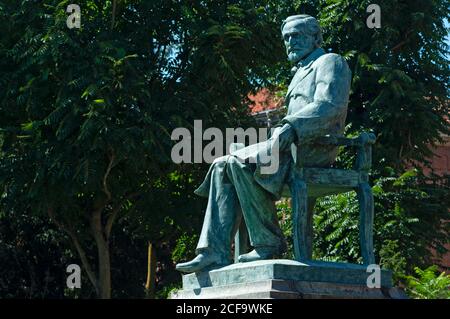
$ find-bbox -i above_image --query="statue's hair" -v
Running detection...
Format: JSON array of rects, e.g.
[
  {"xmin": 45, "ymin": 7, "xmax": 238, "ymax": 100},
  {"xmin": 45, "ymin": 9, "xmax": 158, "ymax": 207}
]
[{"xmin": 281, "ymin": 15, "xmax": 323, "ymax": 47}]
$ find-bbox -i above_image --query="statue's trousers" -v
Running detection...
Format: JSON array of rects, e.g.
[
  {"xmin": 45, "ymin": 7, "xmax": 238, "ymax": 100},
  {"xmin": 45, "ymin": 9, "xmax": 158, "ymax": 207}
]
[{"xmin": 194, "ymin": 155, "xmax": 285, "ymax": 262}]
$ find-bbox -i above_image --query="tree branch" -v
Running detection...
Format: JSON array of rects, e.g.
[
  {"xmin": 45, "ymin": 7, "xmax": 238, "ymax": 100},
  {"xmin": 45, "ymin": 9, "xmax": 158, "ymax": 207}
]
[
  {"xmin": 47, "ymin": 207, "xmax": 99, "ymax": 294},
  {"xmin": 103, "ymin": 148, "xmax": 115, "ymax": 202},
  {"xmin": 111, "ymin": 0, "xmax": 117, "ymax": 29},
  {"xmin": 391, "ymin": 30, "xmax": 414, "ymax": 52},
  {"xmin": 105, "ymin": 192, "xmax": 141, "ymax": 240}
]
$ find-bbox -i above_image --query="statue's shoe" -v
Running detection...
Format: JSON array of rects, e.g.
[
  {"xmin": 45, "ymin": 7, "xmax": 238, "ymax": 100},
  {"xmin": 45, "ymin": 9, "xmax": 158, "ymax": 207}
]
[
  {"xmin": 238, "ymin": 247, "xmax": 279, "ymax": 263},
  {"xmin": 176, "ymin": 253, "xmax": 227, "ymax": 273}
]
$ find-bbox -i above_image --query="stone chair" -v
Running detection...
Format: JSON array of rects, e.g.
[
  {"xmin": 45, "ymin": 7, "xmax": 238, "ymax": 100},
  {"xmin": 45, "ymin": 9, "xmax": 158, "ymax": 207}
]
[{"xmin": 234, "ymin": 132, "xmax": 377, "ymax": 265}]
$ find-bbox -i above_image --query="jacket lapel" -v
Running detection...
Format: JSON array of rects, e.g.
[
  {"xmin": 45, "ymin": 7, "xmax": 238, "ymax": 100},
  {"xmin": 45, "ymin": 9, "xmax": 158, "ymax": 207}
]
[
  {"xmin": 286, "ymin": 48, "xmax": 326, "ymax": 99},
  {"xmin": 286, "ymin": 64, "xmax": 313, "ymax": 97}
]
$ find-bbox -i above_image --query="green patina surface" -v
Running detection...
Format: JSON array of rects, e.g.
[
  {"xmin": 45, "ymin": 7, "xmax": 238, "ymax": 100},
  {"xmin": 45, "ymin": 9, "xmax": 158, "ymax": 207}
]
[
  {"xmin": 176, "ymin": 14, "xmax": 378, "ymax": 278},
  {"xmin": 182, "ymin": 260, "xmax": 392, "ymax": 290}
]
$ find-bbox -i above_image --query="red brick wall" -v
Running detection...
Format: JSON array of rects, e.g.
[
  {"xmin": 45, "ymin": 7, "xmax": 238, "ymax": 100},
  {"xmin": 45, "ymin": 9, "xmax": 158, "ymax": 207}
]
[
  {"xmin": 431, "ymin": 143, "xmax": 450, "ymax": 174},
  {"xmin": 428, "ymin": 136, "xmax": 450, "ymax": 270}
]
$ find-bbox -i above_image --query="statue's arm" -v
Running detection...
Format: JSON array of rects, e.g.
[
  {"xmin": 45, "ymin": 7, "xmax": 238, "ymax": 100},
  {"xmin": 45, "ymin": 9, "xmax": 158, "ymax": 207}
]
[
  {"xmin": 280, "ymin": 54, "xmax": 352, "ymax": 144},
  {"xmin": 270, "ymin": 122, "xmax": 297, "ymax": 151}
]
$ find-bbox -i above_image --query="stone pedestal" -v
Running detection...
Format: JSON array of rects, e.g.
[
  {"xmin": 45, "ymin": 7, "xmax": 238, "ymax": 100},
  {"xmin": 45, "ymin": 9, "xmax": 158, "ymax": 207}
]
[{"xmin": 170, "ymin": 259, "xmax": 407, "ymax": 299}]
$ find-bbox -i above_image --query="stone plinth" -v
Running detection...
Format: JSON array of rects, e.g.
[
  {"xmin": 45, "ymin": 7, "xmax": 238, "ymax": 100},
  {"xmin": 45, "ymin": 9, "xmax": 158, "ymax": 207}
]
[{"xmin": 170, "ymin": 259, "xmax": 407, "ymax": 299}]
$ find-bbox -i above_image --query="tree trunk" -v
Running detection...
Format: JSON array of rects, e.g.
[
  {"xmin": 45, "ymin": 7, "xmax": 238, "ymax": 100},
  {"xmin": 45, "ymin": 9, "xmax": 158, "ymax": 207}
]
[
  {"xmin": 48, "ymin": 207, "xmax": 101, "ymax": 296},
  {"xmin": 91, "ymin": 210, "xmax": 112, "ymax": 299},
  {"xmin": 96, "ymin": 236, "xmax": 111, "ymax": 299},
  {"xmin": 145, "ymin": 242, "xmax": 156, "ymax": 298}
]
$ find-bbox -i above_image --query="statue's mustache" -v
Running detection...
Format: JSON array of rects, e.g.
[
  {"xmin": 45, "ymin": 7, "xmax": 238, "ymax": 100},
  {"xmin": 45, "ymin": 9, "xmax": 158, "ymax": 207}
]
[{"xmin": 288, "ymin": 47, "xmax": 304, "ymax": 53}]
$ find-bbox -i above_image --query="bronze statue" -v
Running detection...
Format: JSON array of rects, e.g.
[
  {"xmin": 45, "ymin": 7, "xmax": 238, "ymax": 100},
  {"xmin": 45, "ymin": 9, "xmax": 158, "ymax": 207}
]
[{"xmin": 176, "ymin": 15, "xmax": 351, "ymax": 273}]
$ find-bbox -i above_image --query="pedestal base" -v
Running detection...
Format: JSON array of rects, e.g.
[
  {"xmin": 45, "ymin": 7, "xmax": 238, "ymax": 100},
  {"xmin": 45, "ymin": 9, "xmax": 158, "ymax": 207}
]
[{"xmin": 170, "ymin": 259, "xmax": 407, "ymax": 299}]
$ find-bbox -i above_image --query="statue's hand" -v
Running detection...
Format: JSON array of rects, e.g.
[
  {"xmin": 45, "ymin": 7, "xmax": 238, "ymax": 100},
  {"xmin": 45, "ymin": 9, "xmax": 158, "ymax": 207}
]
[{"xmin": 272, "ymin": 123, "xmax": 296, "ymax": 151}]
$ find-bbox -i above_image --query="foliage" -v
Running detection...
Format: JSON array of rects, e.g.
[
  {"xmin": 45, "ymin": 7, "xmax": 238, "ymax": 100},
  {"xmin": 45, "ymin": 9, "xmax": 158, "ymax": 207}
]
[
  {"xmin": 0, "ymin": 210, "xmax": 79, "ymax": 298},
  {"xmin": 405, "ymin": 266, "xmax": 450, "ymax": 299},
  {"xmin": 275, "ymin": 170, "xmax": 449, "ymax": 287},
  {"xmin": 378, "ymin": 239, "xmax": 407, "ymax": 284},
  {"xmin": 0, "ymin": 0, "xmax": 283, "ymax": 298},
  {"xmin": 316, "ymin": 0, "xmax": 450, "ymax": 170},
  {"xmin": 171, "ymin": 233, "xmax": 199, "ymax": 264},
  {"xmin": 155, "ymin": 283, "xmax": 182, "ymax": 300},
  {"xmin": 277, "ymin": 199, "xmax": 295, "ymax": 260},
  {"xmin": 313, "ymin": 170, "xmax": 450, "ymax": 281}
]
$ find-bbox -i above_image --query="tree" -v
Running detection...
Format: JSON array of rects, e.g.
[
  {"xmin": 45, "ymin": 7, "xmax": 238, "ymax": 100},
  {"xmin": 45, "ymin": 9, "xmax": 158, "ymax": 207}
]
[
  {"xmin": 0, "ymin": 209, "xmax": 74, "ymax": 298},
  {"xmin": 317, "ymin": 0, "xmax": 449, "ymax": 169},
  {"xmin": 0, "ymin": 0, "xmax": 285, "ymax": 298}
]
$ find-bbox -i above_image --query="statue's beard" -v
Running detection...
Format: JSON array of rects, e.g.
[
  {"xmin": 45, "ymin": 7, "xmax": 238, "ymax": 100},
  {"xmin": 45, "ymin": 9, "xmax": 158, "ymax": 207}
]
[
  {"xmin": 287, "ymin": 43, "xmax": 316, "ymax": 63},
  {"xmin": 288, "ymin": 49, "xmax": 309, "ymax": 63}
]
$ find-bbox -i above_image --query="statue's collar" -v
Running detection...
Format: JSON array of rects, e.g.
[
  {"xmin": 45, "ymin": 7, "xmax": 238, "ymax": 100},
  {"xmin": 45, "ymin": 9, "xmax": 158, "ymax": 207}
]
[
  {"xmin": 298, "ymin": 47, "xmax": 326, "ymax": 68},
  {"xmin": 290, "ymin": 47, "xmax": 325, "ymax": 75}
]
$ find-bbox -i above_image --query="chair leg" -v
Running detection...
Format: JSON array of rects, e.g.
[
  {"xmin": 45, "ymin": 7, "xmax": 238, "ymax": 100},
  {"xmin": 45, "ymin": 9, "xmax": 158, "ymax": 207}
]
[
  {"xmin": 234, "ymin": 218, "xmax": 249, "ymax": 263},
  {"xmin": 290, "ymin": 176, "xmax": 310, "ymax": 262},
  {"xmin": 357, "ymin": 182, "xmax": 375, "ymax": 265},
  {"xmin": 306, "ymin": 197, "xmax": 317, "ymax": 258}
]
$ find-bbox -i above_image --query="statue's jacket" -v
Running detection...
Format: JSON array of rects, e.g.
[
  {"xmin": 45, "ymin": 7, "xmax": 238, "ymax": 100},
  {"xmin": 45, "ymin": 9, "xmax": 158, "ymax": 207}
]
[{"xmin": 195, "ymin": 48, "xmax": 352, "ymax": 201}]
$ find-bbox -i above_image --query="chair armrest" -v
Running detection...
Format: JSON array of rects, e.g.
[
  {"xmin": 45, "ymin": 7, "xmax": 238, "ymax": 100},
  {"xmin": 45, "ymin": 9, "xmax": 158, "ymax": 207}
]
[
  {"xmin": 293, "ymin": 132, "xmax": 376, "ymax": 172},
  {"xmin": 314, "ymin": 132, "xmax": 376, "ymax": 147},
  {"xmin": 316, "ymin": 132, "xmax": 376, "ymax": 172}
]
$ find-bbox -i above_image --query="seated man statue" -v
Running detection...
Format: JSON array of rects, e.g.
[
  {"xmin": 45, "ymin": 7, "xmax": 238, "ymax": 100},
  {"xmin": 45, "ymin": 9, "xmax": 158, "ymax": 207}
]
[{"xmin": 176, "ymin": 14, "xmax": 352, "ymax": 273}]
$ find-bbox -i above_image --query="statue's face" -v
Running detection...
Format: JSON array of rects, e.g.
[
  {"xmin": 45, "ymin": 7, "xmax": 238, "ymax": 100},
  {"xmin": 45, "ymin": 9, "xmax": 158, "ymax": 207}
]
[{"xmin": 282, "ymin": 19, "xmax": 317, "ymax": 63}]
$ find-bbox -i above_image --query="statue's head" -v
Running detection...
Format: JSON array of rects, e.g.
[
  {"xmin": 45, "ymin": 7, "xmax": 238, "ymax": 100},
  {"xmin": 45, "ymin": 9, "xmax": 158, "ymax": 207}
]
[{"xmin": 281, "ymin": 15, "xmax": 323, "ymax": 64}]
